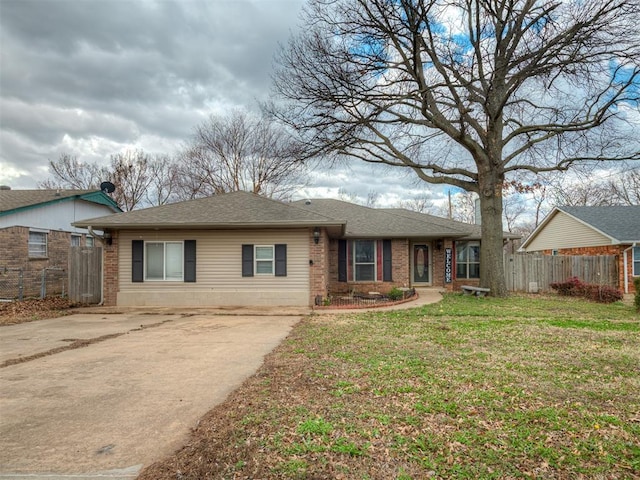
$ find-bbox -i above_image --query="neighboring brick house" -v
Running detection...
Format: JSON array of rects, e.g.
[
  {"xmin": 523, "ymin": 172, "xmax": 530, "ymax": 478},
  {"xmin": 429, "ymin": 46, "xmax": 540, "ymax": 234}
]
[
  {"xmin": 73, "ymin": 191, "xmax": 518, "ymax": 307},
  {"xmin": 519, "ymin": 206, "xmax": 640, "ymax": 294},
  {"xmin": 0, "ymin": 188, "xmax": 121, "ymax": 299}
]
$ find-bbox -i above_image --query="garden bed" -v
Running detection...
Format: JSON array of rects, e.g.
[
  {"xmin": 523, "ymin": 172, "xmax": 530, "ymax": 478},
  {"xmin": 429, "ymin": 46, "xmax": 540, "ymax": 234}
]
[{"xmin": 314, "ymin": 288, "xmax": 417, "ymax": 309}]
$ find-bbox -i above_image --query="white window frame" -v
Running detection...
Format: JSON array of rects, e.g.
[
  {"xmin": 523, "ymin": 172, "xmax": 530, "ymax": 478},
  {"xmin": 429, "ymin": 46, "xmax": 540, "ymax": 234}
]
[
  {"xmin": 144, "ymin": 241, "xmax": 184, "ymax": 281},
  {"xmin": 255, "ymin": 245, "xmax": 275, "ymax": 275},
  {"xmin": 86, "ymin": 236, "xmax": 94, "ymax": 247},
  {"xmin": 28, "ymin": 230, "xmax": 48, "ymax": 258},
  {"xmin": 455, "ymin": 241, "xmax": 480, "ymax": 279},
  {"xmin": 353, "ymin": 239, "xmax": 376, "ymax": 282},
  {"xmin": 633, "ymin": 246, "xmax": 640, "ymax": 277},
  {"xmin": 71, "ymin": 234, "xmax": 81, "ymax": 247}
]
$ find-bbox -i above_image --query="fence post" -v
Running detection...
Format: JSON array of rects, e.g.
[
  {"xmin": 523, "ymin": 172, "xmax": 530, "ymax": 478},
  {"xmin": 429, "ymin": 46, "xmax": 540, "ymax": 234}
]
[
  {"xmin": 40, "ymin": 268, "xmax": 46, "ymax": 299},
  {"xmin": 18, "ymin": 268, "xmax": 23, "ymax": 301}
]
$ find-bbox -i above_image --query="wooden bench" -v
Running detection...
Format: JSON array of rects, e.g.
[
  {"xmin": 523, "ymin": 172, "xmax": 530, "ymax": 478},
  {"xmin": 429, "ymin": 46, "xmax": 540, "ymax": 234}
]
[{"xmin": 461, "ymin": 285, "xmax": 490, "ymax": 297}]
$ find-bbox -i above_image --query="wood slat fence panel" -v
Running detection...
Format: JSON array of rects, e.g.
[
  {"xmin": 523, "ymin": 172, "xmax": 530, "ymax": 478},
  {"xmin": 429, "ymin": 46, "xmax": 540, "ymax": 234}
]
[
  {"xmin": 504, "ymin": 254, "xmax": 618, "ymax": 292},
  {"xmin": 68, "ymin": 247, "xmax": 102, "ymax": 304}
]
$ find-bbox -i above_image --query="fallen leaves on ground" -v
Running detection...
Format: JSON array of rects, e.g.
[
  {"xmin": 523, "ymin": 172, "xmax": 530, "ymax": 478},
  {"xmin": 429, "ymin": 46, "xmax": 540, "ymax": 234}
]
[{"xmin": 0, "ymin": 297, "xmax": 74, "ymax": 325}]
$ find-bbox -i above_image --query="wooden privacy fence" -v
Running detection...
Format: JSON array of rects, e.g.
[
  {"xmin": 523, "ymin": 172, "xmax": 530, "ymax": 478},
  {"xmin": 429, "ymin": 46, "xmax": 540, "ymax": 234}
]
[
  {"xmin": 68, "ymin": 246, "xmax": 102, "ymax": 304},
  {"xmin": 504, "ymin": 254, "xmax": 618, "ymax": 292}
]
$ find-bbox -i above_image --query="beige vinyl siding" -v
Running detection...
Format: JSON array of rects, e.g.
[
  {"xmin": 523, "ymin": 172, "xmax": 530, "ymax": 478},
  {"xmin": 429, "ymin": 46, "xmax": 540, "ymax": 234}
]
[
  {"xmin": 117, "ymin": 229, "xmax": 310, "ymax": 306},
  {"xmin": 525, "ymin": 211, "xmax": 611, "ymax": 252}
]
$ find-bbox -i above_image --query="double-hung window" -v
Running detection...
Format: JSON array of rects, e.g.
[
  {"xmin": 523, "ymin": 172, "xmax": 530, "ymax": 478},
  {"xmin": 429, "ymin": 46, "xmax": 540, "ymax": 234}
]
[
  {"xmin": 71, "ymin": 235, "xmax": 81, "ymax": 247},
  {"xmin": 28, "ymin": 231, "xmax": 48, "ymax": 258},
  {"xmin": 145, "ymin": 241, "xmax": 183, "ymax": 281},
  {"xmin": 456, "ymin": 241, "xmax": 480, "ymax": 279},
  {"xmin": 353, "ymin": 240, "xmax": 376, "ymax": 281},
  {"xmin": 634, "ymin": 246, "xmax": 640, "ymax": 276},
  {"xmin": 255, "ymin": 245, "xmax": 275, "ymax": 275},
  {"xmin": 242, "ymin": 244, "xmax": 287, "ymax": 277}
]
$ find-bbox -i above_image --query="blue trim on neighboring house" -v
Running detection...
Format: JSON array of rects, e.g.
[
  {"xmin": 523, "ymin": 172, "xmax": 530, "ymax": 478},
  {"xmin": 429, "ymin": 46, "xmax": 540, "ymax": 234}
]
[
  {"xmin": 78, "ymin": 191, "xmax": 121, "ymax": 210},
  {"xmin": 0, "ymin": 191, "xmax": 121, "ymax": 217}
]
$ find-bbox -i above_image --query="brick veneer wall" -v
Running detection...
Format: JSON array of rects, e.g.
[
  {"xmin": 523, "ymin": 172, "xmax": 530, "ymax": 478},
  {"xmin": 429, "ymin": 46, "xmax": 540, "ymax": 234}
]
[
  {"xmin": 102, "ymin": 230, "xmax": 119, "ymax": 306},
  {"xmin": 309, "ymin": 228, "xmax": 329, "ymax": 305},
  {"xmin": 0, "ymin": 226, "xmax": 91, "ymax": 298},
  {"xmin": 326, "ymin": 238, "xmax": 411, "ymax": 296},
  {"xmin": 542, "ymin": 245, "xmax": 636, "ymax": 294}
]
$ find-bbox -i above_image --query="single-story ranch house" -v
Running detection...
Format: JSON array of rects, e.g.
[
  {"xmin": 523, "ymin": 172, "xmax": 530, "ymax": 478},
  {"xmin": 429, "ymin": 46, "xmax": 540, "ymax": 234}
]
[
  {"xmin": 519, "ymin": 205, "xmax": 640, "ymax": 294},
  {"xmin": 73, "ymin": 191, "xmax": 518, "ymax": 307}
]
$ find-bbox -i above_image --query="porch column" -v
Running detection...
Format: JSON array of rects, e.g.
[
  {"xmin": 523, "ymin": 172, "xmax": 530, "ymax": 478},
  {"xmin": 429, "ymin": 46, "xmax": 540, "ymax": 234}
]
[{"xmin": 309, "ymin": 228, "xmax": 328, "ymax": 306}]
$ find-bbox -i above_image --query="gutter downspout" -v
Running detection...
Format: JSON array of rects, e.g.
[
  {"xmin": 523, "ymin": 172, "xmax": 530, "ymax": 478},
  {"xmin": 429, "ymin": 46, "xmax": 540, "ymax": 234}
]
[
  {"xmin": 88, "ymin": 226, "xmax": 105, "ymax": 306},
  {"xmin": 622, "ymin": 243, "xmax": 637, "ymax": 294}
]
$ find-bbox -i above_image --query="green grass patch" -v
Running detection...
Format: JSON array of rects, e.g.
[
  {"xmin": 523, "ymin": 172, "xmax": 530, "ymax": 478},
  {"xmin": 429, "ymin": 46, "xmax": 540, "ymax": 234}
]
[{"xmin": 139, "ymin": 293, "xmax": 640, "ymax": 479}]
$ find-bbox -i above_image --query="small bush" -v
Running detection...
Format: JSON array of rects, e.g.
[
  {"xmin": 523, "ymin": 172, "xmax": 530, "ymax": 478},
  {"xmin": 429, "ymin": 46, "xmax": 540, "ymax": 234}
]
[
  {"xmin": 387, "ymin": 287, "xmax": 404, "ymax": 301},
  {"xmin": 584, "ymin": 284, "xmax": 623, "ymax": 303},
  {"xmin": 551, "ymin": 277, "xmax": 622, "ymax": 304},
  {"xmin": 550, "ymin": 277, "xmax": 584, "ymax": 297},
  {"xmin": 634, "ymin": 277, "xmax": 640, "ymax": 311}
]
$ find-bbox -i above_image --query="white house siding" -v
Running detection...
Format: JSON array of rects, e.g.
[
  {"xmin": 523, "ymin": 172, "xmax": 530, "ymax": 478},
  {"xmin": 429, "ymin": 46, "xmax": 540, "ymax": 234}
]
[
  {"xmin": 116, "ymin": 229, "xmax": 310, "ymax": 307},
  {"xmin": 0, "ymin": 200, "xmax": 114, "ymax": 233},
  {"xmin": 525, "ymin": 212, "xmax": 611, "ymax": 251}
]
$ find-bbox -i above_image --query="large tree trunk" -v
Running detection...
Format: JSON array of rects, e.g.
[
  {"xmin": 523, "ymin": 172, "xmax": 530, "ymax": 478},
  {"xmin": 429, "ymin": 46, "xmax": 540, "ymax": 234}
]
[{"xmin": 478, "ymin": 173, "xmax": 508, "ymax": 297}]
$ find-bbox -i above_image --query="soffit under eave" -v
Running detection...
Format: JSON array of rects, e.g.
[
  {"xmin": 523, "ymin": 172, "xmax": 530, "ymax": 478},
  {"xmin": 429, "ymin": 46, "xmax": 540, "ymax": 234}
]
[{"xmin": 74, "ymin": 222, "xmax": 345, "ymax": 231}]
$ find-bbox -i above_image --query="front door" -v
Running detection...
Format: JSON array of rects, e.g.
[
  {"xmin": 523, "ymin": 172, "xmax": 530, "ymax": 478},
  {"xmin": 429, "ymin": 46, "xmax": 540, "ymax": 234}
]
[{"xmin": 412, "ymin": 244, "xmax": 430, "ymax": 285}]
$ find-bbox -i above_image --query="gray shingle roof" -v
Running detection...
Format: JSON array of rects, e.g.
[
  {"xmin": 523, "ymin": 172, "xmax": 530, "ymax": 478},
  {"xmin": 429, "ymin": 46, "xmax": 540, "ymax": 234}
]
[
  {"xmin": 294, "ymin": 199, "xmax": 480, "ymax": 238},
  {"xmin": 74, "ymin": 191, "xmax": 341, "ymax": 229},
  {"xmin": 72, "ymin": 190, "xmax": 521, "ymax": 239},
  {"xmin": 560, "ymin": 206, "xmax": 640, "ymax": 242},
  {"xmin": 0, "ymin": 189, "xmax": 119, "ymax": 215}
]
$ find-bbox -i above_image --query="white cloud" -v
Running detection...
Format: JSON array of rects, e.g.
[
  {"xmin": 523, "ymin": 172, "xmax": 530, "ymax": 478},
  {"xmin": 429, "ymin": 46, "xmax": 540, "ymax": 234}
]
[{"xmin": 0, "ymin": 0, "xmax": 306, "ymax": 188}]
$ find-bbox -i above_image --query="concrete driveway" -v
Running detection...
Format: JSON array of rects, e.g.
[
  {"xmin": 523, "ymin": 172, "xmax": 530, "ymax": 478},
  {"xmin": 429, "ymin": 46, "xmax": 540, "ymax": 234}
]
[{"xmin": 0, "ymin": 311, "xmax": 301, "ymax": 479}]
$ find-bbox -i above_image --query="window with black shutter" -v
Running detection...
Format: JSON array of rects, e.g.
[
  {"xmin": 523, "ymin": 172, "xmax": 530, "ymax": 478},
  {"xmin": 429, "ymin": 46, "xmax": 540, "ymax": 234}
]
[
  {"xmin": 338, "ymin": 239, "xmax": 347, "ymax": 282},
  {"xmin": 383, "ymin": 239, "xmax": 392, "ymax": 281}
]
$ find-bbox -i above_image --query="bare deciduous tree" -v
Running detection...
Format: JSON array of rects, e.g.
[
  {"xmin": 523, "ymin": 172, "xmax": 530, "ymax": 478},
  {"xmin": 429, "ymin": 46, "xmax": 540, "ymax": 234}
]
[
  {"xmin": 41, "ymin": 150, "xmax": 177, "ymax": 211},
  {"xmin": 396, "ymin": 195, "xmax": 435, "ymax": 214},
  {"xmin": 176, "ymin": 110, "xmax": 308, "ymax": 201},
  {"xmin": 145, "ymin": 154, "xmax": 182, "ymax": 207},
  {"xmin": 108, "ymin": 150, "xmax": 154, "ymax": 211},
  {"xmin": 272, "ymin": 0, "xmax": 640, "ymax": 296},
  {"xmin": 39, "ymin": 153, "xmax": 108, "ymax": 190},
  {"xmin": 607, "ymin": 169, "xmax": 640, "ymax": 205}
]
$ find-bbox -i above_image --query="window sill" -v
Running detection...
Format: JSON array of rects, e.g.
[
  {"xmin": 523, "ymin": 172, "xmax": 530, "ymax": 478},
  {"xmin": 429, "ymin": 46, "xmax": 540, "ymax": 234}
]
[{"xmin": 143, "ymin": 279, "xmax": 185, "ymax": 282}]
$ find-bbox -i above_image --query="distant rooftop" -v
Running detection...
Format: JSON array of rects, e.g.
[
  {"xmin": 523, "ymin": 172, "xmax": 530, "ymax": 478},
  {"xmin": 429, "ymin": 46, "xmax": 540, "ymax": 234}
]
[
  {"xmin": 560, "ymin": 205, "xmax": 640, "ymax": 242},
  {"xmin": 0, "ymin": 189, "xmax": 121, "ymax": 215}
]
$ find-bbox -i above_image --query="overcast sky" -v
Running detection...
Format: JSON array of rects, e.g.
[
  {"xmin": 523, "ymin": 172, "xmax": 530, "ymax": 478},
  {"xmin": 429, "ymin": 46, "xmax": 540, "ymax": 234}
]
[{"xmin": 0, "ymin": 0, "xmax": 442, "ymax": 207}]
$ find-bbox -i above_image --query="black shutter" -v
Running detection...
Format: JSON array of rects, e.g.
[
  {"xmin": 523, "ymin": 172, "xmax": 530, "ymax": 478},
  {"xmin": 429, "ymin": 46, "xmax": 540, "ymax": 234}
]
[
  {"xmin": 275, "ymin": 244, "xmax": 287, "ymax": 277},
  {"xmin": 338, "ymin": 239, "xmax": 347, "ymax": 282},
  {"xmin": 383, "ymin": 239, "xmax": 392, "ymax": 282},
  {"xmin": 132, "ymin": 240, "xmax": 144, "ymax": 282},
  {"xmin": 184, "ymin": 240, "xmax": 196, "ymax": 282},
  {"xmin": 242, "ymin": 244, "xmax": 254, "ymax": 277}
]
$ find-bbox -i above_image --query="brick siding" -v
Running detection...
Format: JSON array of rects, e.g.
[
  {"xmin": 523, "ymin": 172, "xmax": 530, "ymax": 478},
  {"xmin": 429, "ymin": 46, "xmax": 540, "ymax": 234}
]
[
  {"xmin": 326, "ymin": 238, "xmax": 412, "ymax": 296},
  {"xmin": 309, "ymin": 228, "xmax": 329, "ymax": 305},
  {"xmin": 102, "ymin": 230, "xmax": 119, "ymax": 306},
  {"xmin": 0, "ymin": 226, "xmax": 95, "ymax": 299}
]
